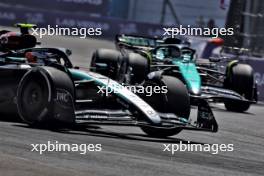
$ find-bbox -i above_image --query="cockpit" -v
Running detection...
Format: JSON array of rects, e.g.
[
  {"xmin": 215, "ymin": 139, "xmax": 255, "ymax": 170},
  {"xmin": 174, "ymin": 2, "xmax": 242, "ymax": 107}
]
[{"xmin": 152, "ymin": 45, "xmax": 196, "ymax": 62}]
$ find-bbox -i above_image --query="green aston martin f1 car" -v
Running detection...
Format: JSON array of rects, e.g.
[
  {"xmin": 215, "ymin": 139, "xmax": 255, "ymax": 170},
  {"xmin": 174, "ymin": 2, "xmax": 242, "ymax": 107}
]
[{"xmin": 91, "ymin": 34, "xmax": 258, "ymax": 112}]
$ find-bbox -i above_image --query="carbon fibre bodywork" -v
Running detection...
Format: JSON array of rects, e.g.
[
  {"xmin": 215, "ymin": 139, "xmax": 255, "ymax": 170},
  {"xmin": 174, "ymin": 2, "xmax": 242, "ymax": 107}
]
[
  {"xmin": 114, "ymin": 34, "xmax": 258, "ymax": 106},
  {"xmin": 0, "ymin": 47, "xmax": 218, "ymax": 134}
]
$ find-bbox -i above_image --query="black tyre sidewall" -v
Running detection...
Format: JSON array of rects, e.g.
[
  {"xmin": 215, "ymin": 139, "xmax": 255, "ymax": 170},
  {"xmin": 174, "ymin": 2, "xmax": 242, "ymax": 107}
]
[
  {"xmin": 128, "ymin": 53, "xmax": 149, "ymax": 84},
  {"xmin": 91, "ymin": 49, "xmax": 123, "ymax": 79},
  {"xmin": 17, "ymin": 69, "xmax": 53, "ymax": 125},
  {"xmin": 141, "ymin": 76, "xmax": 190, "ymax": 137},
  {"xmin": 224, "ymin": 64, "xmax": 254, "ymax": 112}
]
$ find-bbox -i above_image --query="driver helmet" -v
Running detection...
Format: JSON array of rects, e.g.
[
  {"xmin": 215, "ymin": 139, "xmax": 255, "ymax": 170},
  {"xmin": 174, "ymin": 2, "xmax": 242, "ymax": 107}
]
[{"xmin": 25, "ymin": 52, "xmax": 44, "ymax": 64}]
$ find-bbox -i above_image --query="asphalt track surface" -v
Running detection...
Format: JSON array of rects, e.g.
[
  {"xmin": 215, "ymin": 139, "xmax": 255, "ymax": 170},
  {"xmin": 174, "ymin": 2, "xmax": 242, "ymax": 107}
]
[{"xmin": 0, "ymin": 29, "xmax": 264, "ymax": 176}]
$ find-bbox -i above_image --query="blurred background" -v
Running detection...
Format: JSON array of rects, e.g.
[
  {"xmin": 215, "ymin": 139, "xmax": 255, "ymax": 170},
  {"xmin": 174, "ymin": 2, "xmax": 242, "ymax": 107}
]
[
  {"xmin": 0, "ymin": 0, "xmax": 264, "ymax": 100},
  {"xmin": 0, "ymin": 0, "xmax": 263, "ymax": 55},
  {"xmin": 0, "ymin": 0, "xmax": 229, "ymax": 35}
]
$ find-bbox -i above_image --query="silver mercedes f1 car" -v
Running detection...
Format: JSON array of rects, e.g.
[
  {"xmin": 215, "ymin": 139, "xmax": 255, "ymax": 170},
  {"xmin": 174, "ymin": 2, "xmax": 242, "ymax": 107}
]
[{"xmin": 0, "ymin": 25, "xmax": 218, "ymax": 137}]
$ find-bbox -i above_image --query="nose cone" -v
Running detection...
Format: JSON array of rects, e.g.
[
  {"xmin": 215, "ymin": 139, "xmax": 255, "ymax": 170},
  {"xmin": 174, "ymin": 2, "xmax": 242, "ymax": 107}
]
[{"xmin": 173, "ymin": 61, "xmax": 202, "ymax": 96}]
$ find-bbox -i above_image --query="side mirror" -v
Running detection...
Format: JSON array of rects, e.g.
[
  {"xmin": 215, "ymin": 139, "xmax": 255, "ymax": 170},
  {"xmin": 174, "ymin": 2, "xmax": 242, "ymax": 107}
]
[
  {"xmin": 65, "ymin": 49, "xmax": 72, "ymax": 56},
  {"xmin": 153, "ymin": 48, "xmax": 165, "ymax": 60}
]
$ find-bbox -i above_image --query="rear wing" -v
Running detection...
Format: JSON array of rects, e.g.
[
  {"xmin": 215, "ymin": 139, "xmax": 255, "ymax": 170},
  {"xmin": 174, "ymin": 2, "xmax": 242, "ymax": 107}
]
[
  {"xmin": 115, "ymin": 34, "xmax": 163, "ymax": 50},
  {"xmin": 115, "ymin": 34, "xmax": 188, "ymax": 50}
]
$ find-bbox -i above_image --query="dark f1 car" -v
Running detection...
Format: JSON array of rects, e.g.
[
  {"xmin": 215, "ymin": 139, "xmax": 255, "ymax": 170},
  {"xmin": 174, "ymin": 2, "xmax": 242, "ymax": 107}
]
[
  {"xmin": 90, "ymin": 34, "xmax": 258, "ymax": 112},
  {"xmin": 0, "ymin": 44, "xmax": 218, "ymax": 137}
]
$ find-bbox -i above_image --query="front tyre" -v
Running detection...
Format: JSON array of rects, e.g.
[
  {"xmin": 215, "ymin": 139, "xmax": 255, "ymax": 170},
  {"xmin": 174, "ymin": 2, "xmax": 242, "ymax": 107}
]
[{"xmin": 140, "ymin": 76, "xmax": 190, "ymax": 137}]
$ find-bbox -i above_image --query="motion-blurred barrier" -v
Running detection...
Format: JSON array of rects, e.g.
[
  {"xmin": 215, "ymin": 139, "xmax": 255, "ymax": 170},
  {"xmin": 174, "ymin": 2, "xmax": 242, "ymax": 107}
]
[
  {"xmin": 0, "ymin": 5, "xmax": 165, "ymax": 39},
  {"xmin": 0, "ymin": 0, "xmax": 109, "ymax": 17}
]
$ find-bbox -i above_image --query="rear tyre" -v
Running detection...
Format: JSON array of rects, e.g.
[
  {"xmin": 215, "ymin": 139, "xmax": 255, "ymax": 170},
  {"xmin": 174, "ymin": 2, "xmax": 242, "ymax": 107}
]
[
  {"xmin": 17, "ymin": 68, "xmax": 52, "ymax": 125},
  {"xmin": 128, "ymin": 52, "xmax": 149, "ymax": 84},
  {"xmin": 17, "ymin": 67, "xmax": 75, "ymax": 125},
  {"xmin": 140, "ymin": 76, "xmax": 190, "ymax": 137},
  {"xmin": 224, "ymin": 64, "xmax": 254, "ymax": 112},
  {"xmin": 90, "ymin": 49, "xmax": 122, "ymax": 79}
]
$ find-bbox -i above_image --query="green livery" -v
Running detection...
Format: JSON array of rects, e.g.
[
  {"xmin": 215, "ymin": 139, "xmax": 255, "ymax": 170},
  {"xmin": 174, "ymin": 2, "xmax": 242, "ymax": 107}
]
[
  {"xmin": 113, "ymin": 34, "xmax": 257, "ymax": 113},
  {"xmin": 172, "ymin": 60, "xmax": 201, "ymax": 95}
]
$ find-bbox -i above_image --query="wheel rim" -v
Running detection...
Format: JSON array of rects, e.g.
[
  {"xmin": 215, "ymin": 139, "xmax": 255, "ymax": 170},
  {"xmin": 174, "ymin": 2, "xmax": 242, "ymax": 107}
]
[{"xmin": 19, "ymin": 75, "xmax": 49, "ymax": 123}]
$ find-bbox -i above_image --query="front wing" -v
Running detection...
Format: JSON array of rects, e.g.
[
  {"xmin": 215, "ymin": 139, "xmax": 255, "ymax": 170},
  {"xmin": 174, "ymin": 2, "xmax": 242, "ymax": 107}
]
[
  {"xmin": 74, "ymin": 98, "xmax": 218, "ymax": 133},
  {"xmin": 199, "ymin": 86, "xmax": 256, "ymax": 103}
]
